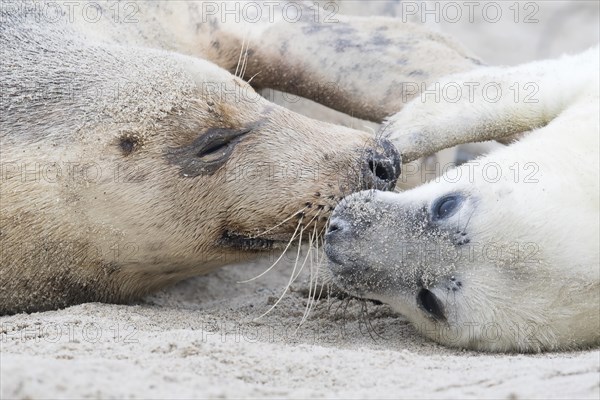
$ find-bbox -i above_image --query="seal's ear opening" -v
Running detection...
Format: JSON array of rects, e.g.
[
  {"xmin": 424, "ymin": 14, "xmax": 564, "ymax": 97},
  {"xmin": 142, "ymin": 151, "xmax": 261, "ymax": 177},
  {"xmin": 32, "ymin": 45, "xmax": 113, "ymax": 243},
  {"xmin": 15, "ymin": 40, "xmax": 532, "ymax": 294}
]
[{"xmin": 119, "ymin": 136, "xmax": 140, "ymax": 156}]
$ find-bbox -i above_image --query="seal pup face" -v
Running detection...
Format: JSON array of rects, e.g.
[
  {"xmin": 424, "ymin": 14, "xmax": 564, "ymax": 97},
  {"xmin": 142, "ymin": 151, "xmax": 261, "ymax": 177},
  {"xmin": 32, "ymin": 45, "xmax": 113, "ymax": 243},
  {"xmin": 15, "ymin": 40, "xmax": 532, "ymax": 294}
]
[{"xmin": 324, "ymin": 161, "xmax": 599, "ymax": 352}]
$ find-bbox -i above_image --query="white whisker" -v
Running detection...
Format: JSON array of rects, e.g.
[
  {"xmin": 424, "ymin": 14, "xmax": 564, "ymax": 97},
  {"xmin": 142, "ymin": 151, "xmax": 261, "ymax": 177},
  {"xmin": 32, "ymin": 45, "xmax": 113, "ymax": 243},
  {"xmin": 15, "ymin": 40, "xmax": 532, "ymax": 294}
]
[
  {"xmin": 255, "ymin": 224, "xmax": 305, "ymax": 319},
  {"xmin": 250, "ymin": 206, "xmax": 308, "ymax": 239},
  {"xmin": 237, "ymin": 217, "xmax": 303, "ymax": 284},
  {"xmin": 240, "ymin": 39, "xmax": 250, "ymax": 80},
  {"xmin": 234, "ymin": 36, "xmax": 246, "ymax": 78},
  {"xmin": 298, "ymin": 223, "xmax": 319, "ymax": 328},
  {"xmin": 247, "ymin": 71, "xmax": 261, "ymax": 85}
]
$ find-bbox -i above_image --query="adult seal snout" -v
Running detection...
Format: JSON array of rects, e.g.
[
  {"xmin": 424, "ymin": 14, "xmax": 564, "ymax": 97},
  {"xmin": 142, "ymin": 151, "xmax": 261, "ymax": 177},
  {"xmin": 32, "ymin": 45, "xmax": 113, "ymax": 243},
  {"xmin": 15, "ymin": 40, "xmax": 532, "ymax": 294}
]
[{"xmin": 361, "ymin": 138, "xmax": 402, "ymax": 191}]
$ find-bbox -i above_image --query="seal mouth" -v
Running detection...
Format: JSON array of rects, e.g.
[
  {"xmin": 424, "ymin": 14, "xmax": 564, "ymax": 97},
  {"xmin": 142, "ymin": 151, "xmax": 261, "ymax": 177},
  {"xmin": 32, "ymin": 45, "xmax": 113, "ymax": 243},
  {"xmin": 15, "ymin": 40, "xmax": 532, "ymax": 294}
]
[
  {"xmin": 219, "ymin": 231, "xmax": 288, "ymax": 251},
  {"xmin": 417, "ymin": 288, "xmax": 446, "ymax": 322}
]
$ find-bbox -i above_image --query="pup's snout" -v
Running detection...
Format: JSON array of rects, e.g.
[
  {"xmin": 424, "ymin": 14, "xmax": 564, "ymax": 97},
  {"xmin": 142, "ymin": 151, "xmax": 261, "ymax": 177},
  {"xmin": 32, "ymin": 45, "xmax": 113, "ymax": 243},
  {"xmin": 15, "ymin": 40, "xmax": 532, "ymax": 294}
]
[
  {"xmin": 324, "ymin": 217, "xmax": 353, "ymax": 266},
  {"xmin": 361, "ymin": 138, "xmax": 401, "ymax": 190},
  {"xmin": 325, "ymin": 218, "xmax": 350, "ymax": 241},
  {"xmin": 325, "ymin": 190, "xmax": 377, "ymax": 244}
]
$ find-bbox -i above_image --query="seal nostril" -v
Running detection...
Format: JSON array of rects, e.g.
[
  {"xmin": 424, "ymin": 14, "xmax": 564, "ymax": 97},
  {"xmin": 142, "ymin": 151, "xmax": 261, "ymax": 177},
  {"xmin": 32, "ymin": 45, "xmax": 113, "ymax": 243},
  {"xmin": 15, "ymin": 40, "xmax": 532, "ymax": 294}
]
[
  {"xmin": 362, "ymin": 139, "xmax": 401, "ymax": 191},
  {"xmin": 369, "ymin": 160, "xmax": 393, "ymax": 182},
  {"xmin": 326, "ymin": 218, "xmax": 349, "ymax": 238},
  {"xmin": 327, "ymin": 223, "xmax": 340, "ymax": 234}
]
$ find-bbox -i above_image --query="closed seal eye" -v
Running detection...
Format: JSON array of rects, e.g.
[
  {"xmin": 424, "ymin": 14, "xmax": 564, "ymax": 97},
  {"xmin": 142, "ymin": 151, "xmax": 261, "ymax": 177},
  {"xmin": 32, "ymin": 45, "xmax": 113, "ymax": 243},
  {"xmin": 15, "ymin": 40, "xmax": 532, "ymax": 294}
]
[
  {"xmin": 195, "ymin": 128, "xmax": 251, "ymax": 163},
  {"xmin": 166, "ymin": 126, "xmax": 253, "ymax": 177}
]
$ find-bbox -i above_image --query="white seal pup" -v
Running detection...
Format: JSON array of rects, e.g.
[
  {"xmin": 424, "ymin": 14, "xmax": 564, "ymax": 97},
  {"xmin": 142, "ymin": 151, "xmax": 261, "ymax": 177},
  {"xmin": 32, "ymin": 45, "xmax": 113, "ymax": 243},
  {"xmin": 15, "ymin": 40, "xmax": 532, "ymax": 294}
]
[{"xmin": 325, "ymin": 47, "xmax": 600, "ymax": 352}]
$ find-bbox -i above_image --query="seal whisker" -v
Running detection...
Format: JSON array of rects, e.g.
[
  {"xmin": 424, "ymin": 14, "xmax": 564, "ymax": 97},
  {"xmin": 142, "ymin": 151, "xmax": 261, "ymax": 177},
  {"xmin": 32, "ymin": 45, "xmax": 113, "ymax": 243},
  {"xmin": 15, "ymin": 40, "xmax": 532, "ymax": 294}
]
[
  {"xmin": 332, "ymin": 295, "xmax": 349, "ymax": 319},
  {"xmin": 376, "ymin": 118, "xmax": 393, "ymax": 141},
  {"xmin": 237, "ymin": 217, "xmax": 303, "ymax": 283},
  {"xmin": 356, "ymin": 138, "xmax": 374, "ymax": 190},
  {"xmin": 295, "ymin": 232, "xmax": 316, "ymax": 332},
  {"xmin": 308, "ymin": 228, "xmax": 332, "ymax": 316},
  {"xmin": 342, "ymin": 296, "xmax": 352, "ymax": 320},
  {"xmin": 340, "ymin": 297, "xmax": 352, "ymax": 336},
  {"xmin": 306, "ymin": 267, "xmax": 323, "ymax": 318},
  {"xmin": 234, "ymin": 35, "xmax": 246, "ymax": 78},
  {"xmin": 461, "ymin": 208, "xmax": 477, "ymax": 233},
  {"xmin": 298, "ymin": 222, "xmax": 320, "ymax": 327},
  {"xmin": 255, "ymin": 221, "xmax": 305, "ymax": 319},
  {"xmin": 366, "ymin": 301, "xmax": 387, "ymax": 341},
  {"xmin": 246, "ymin": 71, "xmax": 261, "ymax": 85},
  {"xmin": 288, "ymin": 209, "xmax": 322, "ymax": 285},
  {"xmin": 347, "ymin": 147, "xmax": 367, "ymax": 193},
  {"xmin": 359, "ymin": 301, "xmax": 377, "ymax": 342},
  {"xmin": 240, "ymin": 38, "xmax": 251, "ymax": 80},
  {"xmin": 290, "ymin": 228, "xmax": 317, "ymax": 282},
  {"xmin": 301, "ymin": 209, "xmax": 322, "ymax": 235},
  {"xmin": 304, "ymin": 235, "xmax": 330, "ymax": 319},
  {"xmin": 250, "ymin": 206, "xmax": 308, "ymax": 238}
]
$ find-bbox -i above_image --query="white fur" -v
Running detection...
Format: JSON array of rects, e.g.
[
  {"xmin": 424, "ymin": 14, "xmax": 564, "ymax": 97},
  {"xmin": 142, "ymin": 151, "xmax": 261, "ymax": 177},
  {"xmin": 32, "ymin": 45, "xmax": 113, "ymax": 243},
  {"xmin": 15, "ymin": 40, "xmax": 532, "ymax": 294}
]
[
  {"xmin": 328, "ymin": 47, "xmax": 599, "ymax": 351},
  {"xmin": 389, "ymin": 47, "xmax": 599, "ymax": 351}
]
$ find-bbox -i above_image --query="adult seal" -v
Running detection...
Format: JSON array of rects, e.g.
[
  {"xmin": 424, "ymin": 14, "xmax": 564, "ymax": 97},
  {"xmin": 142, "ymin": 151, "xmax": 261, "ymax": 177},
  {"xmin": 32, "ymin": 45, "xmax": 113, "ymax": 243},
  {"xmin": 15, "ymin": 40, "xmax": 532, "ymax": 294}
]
[{"xmin": 0, "ymin": 1, "xmax": 479, "ymax": 314}]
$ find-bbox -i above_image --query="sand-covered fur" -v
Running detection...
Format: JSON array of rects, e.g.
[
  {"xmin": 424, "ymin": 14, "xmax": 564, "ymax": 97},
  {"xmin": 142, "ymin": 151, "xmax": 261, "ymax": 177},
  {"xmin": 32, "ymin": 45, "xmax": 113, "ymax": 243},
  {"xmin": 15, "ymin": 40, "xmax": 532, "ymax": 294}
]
[{"xmin": 326, "ymin": 47, "xmax": 600, "ymax": 352}]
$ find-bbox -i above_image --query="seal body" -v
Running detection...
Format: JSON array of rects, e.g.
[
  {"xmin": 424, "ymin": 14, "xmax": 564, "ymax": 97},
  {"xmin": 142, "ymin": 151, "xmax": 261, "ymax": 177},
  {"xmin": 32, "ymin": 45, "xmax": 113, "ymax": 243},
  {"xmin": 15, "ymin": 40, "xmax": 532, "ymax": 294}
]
[
  {"xmin": 325, "ymin": 48, "xmax": 600, "ymax": 352},
  {"xmin": 0, "ymin": 1, "xmax": 413, "ymax": 314}
]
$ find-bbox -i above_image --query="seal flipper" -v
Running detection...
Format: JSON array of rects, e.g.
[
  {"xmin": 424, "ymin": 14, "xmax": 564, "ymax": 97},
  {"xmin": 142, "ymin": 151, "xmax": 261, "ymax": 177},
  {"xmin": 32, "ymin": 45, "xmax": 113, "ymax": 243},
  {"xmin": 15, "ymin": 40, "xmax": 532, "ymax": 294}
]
[
  {"xmin": 381, "ymin": 47, "xmax": 599, "ymax": 163},
  {"xmin": 217, "ymin": 12, "xmax": 481, "ymax": 122},
  {"xmin": 92, "ymin": 1, "xmax": 481, "ymax": 122}
]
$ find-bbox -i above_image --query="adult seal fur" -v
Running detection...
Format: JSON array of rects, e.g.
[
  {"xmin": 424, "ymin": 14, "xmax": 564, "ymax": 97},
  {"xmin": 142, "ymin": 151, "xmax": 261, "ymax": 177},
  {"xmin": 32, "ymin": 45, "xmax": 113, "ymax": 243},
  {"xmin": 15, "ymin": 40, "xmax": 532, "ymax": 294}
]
[{"xmin": 1, "ymin": 1, "xmax": 480, "ymax": 314}]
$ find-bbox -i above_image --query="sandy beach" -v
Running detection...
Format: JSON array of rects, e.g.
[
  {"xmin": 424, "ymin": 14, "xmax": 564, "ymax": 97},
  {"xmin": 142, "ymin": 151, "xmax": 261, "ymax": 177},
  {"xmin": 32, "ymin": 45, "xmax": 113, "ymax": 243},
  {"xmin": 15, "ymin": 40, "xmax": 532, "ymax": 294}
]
[{"xmin": 2, "ymin": 259, "xmax": 599, "ymax": 399}]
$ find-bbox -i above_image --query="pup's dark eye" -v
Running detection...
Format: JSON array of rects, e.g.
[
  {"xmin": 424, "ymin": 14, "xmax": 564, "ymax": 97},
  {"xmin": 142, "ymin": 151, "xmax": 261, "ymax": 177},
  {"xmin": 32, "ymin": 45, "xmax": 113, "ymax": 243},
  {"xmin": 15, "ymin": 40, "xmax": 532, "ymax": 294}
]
[{"xmin": 432, "ymin": 195, "xmax": 461, "ymax": 220}]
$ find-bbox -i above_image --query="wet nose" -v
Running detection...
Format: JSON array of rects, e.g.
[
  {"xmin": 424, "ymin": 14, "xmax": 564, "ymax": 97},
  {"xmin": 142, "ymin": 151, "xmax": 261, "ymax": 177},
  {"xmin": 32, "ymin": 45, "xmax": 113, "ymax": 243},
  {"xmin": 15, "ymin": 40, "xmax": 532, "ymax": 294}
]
[
  {"xmin": 325, "ymin": 218, "xmax": 350, "ymax": 240},
  {"xmin": 324, "ymin": 217, "xmax": 352, "ymax": 263},
  {"xmin": 361, "ymin": 138, "xmax": 401, "ymax": 190}
]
